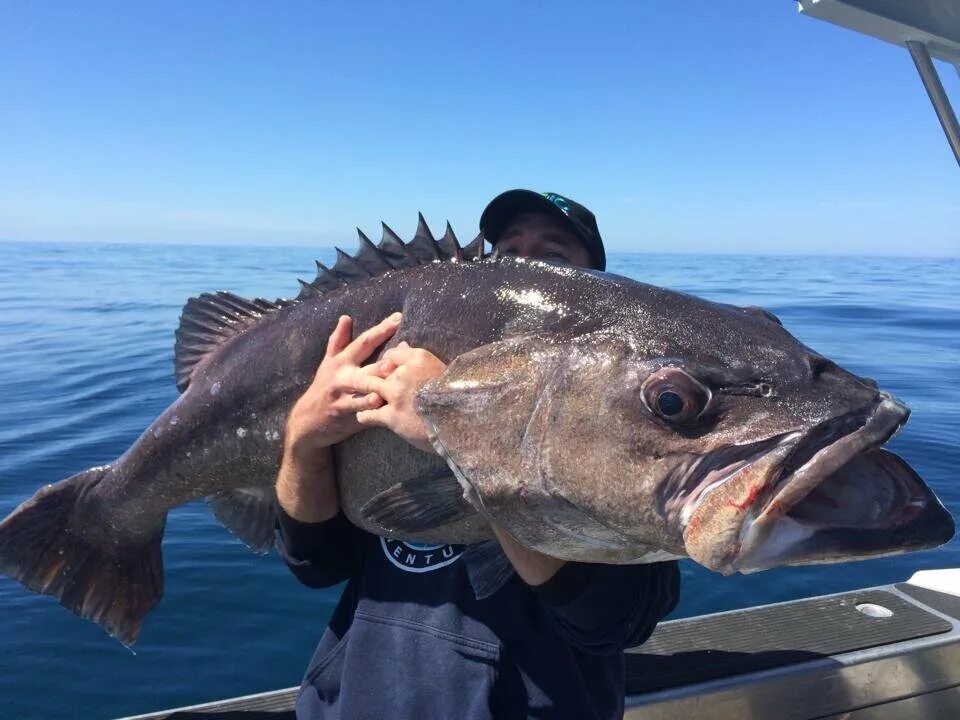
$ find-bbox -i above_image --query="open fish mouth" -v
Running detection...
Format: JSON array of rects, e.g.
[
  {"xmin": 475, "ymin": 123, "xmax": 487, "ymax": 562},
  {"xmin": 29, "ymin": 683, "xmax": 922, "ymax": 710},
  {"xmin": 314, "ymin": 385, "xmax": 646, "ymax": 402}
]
[{"xmin": 683, "ymin": 393, "xmax": 955, "ymax": 574}]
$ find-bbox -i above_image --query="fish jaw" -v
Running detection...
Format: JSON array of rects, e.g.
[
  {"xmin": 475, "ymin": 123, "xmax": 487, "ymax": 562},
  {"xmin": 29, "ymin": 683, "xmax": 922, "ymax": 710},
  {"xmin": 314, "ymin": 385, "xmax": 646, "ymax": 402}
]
[
  {"xmin": 679, "ymin": 436, "xmax": 797, "ymax": 574},
  {"xmin": 681, "ymin": 393, "xmax": 955, "ymax": 574}
]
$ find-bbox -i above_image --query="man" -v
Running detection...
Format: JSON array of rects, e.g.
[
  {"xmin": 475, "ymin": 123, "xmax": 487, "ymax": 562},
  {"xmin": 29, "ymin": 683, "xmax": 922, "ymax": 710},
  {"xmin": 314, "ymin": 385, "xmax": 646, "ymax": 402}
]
[{"xmin": 275, "ymin": 190, "xmax": 680, "ymax": 720}]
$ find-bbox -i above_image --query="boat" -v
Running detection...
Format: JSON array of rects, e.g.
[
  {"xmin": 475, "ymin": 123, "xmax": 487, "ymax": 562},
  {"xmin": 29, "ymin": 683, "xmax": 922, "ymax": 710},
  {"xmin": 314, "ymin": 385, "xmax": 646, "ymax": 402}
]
[{"xmin": 114, "ymin": 570, "xmax": 960, "ymax": 719}]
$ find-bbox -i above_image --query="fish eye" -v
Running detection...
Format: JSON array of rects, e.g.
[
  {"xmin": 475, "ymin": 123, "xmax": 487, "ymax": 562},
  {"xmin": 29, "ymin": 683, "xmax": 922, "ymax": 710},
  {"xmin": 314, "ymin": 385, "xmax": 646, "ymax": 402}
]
[
  {"xmin": 656, "ymin": 390, "xmax": 684, "ymax": 417},
  {"xmin": 641, "ymin": 368, "xmax": 711, "ymax": 425}
]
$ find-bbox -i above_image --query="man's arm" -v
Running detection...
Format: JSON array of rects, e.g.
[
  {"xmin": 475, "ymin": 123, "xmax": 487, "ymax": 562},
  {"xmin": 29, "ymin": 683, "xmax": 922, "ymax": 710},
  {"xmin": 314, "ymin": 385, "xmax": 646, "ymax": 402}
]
[
  {"xmin": 532, "ymin": 560, "xmax": 681, "ymax": 654},
  {"xmin": 492, "ymin": 514, "xmax": 680, "ymax": 643},
  {"xmin": 490, "ymin": 525, "xmax": 566, "ymax": 586},
  {"xmin": 275, "ymin": 445, "xmax": 362, "ymax": 589},
  {"xmin": 276, "ymin": 446, "xmax": 339, "ymax": 524},
  {"xmin": 275, "ymin": 313, "xmax": 402, "ymax": 586}
]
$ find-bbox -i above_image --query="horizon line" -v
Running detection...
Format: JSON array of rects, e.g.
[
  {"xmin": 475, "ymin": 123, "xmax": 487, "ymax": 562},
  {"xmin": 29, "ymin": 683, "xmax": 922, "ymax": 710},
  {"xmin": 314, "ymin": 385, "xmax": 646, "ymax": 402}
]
[{"xmin": 2, "ymin": 236, "xmax": 958, "ymax": 261}]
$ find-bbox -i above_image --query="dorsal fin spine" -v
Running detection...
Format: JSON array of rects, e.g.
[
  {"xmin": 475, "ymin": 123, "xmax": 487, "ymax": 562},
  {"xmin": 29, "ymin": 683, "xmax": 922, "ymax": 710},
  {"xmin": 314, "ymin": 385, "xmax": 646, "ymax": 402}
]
[
  {"xmin": 462, "ymin": 231, "xmax": 485, "ymax": 260},
  {"xmin": 314, "ymin": 259, "xmax": 343, "ymax": 284},
  {"xmin": 297, "ymin": 279, "xmax": 319, "ymax": 297},
  {"xmin": 357, "ymin": 229, "xmax": 378, "ymax": 251},
  {"xmin": 415, "ymin": 212, "xmax": 436, "ymax": 242},
  {"xmin": 333, "ymin": 247, "xmax": 373, "ymax": 279},
  {"xmin": 380, "ymin": 222, "xmax": 419, "ymax": 266},
  {"xmin": 381, "ymin": 222, "xmax": 405, "ymax": 245},
  {"xmin": 354, "ymin": 229, "xmax": 396, "ymax": 273},
  {"xmin": 210, "ymin": 292, "xmax": 261, "ymax": 317}
]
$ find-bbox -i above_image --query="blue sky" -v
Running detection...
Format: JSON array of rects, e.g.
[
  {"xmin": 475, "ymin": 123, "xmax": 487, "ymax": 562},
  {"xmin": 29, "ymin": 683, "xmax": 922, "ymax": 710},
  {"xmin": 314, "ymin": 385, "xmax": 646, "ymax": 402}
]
[{"xmin": 1, "ymin": 1, "xmax": 957, "ymax": 256}]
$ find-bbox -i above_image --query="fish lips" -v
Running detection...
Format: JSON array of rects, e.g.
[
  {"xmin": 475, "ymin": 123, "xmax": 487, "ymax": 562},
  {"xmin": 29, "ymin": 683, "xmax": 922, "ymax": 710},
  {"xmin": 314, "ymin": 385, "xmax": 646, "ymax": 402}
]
[
  {"xmin": 737, "ymin": 393, "xmax": 954, "ymax": 572},
  {"xmin": 684, "ymin": 393, "xmax": 955, "ymax": 574}
]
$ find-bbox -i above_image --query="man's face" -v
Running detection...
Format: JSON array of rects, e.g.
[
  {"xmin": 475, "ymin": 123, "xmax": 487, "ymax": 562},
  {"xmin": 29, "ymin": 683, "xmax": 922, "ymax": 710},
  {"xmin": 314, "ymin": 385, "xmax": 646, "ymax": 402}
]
[{"xmin": 494, "ymin": 211, "xmax": 593, "ymax": 269}]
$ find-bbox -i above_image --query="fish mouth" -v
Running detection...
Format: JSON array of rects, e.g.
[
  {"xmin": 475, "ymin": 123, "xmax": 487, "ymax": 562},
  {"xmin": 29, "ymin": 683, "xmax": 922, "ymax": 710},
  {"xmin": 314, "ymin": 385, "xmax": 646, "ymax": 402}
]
[{"xmin": 683, "ymin": 392, "xmax": 955, "ymax": 574}]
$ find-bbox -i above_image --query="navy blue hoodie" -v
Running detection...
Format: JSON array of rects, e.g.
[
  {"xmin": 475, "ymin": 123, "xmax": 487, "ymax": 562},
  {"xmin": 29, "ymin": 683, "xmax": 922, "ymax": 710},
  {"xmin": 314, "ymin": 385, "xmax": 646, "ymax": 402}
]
[{"xmin": 278, "ymin": 510, "xmax": 679, "ymax": 720}]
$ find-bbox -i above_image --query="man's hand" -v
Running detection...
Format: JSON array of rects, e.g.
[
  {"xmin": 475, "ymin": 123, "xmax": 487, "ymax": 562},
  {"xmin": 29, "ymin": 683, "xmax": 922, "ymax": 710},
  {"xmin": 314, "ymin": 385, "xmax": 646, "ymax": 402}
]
[
  {"xmin": 284, "ymin": 313, "xmax": 402, "ymax": 461},
  {"xmin": 276, "ymin": 312, "xmax": 401, "ymax": 523},
  {"xmin": 354, "ymin": 342, "xmax": 447, "ymax": 454}
]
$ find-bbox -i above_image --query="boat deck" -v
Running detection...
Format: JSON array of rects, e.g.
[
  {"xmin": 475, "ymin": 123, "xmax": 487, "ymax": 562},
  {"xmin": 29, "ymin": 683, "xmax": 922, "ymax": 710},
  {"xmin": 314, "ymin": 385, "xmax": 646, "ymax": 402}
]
[{"xmin": 117, "ymin": 579, "xmax": 960, "ymax": 720}]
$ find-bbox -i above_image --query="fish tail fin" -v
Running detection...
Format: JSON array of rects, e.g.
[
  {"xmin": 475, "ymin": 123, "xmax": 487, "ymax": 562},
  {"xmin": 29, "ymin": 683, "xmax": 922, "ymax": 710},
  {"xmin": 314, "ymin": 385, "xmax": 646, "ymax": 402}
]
[{"xmin": 0, "ymin": 467, "xmax": 163, "ymax": 645}]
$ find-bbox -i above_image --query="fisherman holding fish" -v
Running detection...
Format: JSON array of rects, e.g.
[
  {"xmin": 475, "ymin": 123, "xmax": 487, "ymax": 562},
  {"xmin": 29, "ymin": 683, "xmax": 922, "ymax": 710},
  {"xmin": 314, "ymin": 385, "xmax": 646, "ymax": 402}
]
[{"xmin": 275, "ymin": 190, "xmax": 682, "ymax": 719}]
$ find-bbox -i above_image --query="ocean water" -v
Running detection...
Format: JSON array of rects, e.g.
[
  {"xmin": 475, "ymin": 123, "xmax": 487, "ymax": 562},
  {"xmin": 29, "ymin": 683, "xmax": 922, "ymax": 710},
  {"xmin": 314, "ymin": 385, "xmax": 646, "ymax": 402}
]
[{"xmin": 0, "ymin": 241, "xmax": 957, "ymax": 720}]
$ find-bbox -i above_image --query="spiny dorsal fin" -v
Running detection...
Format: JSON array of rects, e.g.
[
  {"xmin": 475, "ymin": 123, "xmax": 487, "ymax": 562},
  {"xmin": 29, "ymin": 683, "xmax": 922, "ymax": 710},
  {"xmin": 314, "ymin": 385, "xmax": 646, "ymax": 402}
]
[
  {"xmin": 462, "ymin": 230, "xmax": 485, "ymax": 260},
  {"xmin": 299, "ymin": 215, "xmax": 483, "ymax": 296},
  {"xmin": 174, "ymin": 291, "xmax": 282, "ymax": 393},
  {"xmin": 433, "ymin": 215, "xmax": 461, "ymax": 261},
  {"xmin": 380, "ymin": 222, "xmax": 419, "ymax": 267},
  {"xmin": 332, "ymin": 247, "xmax": 373, "ymax": 282},
  {"xmin": 354, "ymin": 229, "xmax": 399, "ymax": 275},
  {"xmin": 176, "ymin": 216, "xmax": 482, "ymax": 393},
  {"xmin": 414, "ymin": 212, "xmax": 438, "ymax": 244},
  {"xmin": 406, "ymin": 221, "xmax": 440, "ymax": 263},
  {"xmin": 302, "ymin": 260, "xmax": 345, "ymax": 298},
  {"xmin": 297, "ymin": 278, "xmax": 322, "ymax": 299}
]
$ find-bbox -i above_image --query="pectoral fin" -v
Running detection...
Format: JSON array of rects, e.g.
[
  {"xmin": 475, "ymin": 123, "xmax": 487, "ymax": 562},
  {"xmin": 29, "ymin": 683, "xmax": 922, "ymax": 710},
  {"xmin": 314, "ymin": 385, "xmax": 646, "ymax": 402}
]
[{"xmin": 360, "ymin": 471, "xmax": 475, "ymax": 533}]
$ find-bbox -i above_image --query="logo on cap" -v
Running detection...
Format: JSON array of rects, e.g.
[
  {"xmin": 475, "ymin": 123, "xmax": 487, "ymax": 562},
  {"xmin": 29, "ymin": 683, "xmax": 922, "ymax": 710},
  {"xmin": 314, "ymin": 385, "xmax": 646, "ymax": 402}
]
[{"xmin": 542, "ymin": 192, "xmax": 571, "ymax": 216}]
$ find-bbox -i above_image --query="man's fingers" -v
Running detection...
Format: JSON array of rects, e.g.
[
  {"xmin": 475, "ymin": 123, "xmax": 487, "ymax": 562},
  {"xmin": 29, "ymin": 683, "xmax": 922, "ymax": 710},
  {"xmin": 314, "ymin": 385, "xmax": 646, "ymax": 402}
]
[
  {"xmin": 375, "ymin": 358, "xmax": 398, "ymax": 377},
  {"xmin": 380, "ymin": 343, "xmax": 414, "ymax": 366},
  {"xmin": 343, "ymin": 372, "xmax": 390, "ymax": 397},
  {"xmin": 355, "ymin": 357, "xmax": 397, "ymax": 378},
  {"xmin": 325, "ymin": 315, "xmax": 353, "ymax": 357},
  {"xmin": 356, "ymin": 407, "xmax": 388, "ymax": 427},
  {"xmin": 341, "ymin": 312, "xmax": 403, "ymax": 364},
  {"xmin": 340, "ymin": 392, "xmax": 383, "ymax": 413}
]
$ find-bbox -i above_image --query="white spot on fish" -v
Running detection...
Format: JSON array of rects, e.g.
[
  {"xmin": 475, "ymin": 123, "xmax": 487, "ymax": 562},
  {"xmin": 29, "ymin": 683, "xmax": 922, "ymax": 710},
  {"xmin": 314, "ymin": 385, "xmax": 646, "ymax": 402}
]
[
  {"xmin": 497, "ymin": 288, "xmax": 564, "ymax": 314},
  {"xmin": 266, "ymin": 429, "xmax": 281, "ymax": 441},
  {"xmin": 169, "ymin": 415, "xmax": 179, "ymax": 426},
  {"xmin": 448, "ymin": 379, "xmax": 484, "ymax": 390},
  {"xmin": 186, "ymin": 451, "xmax": 192, "ymax": 458},
  {"xmin": 152, "ymin": 429, "xmax": 162, "ymax": 439},
  {"xmin": 236, "ymin": 427, "xmax": 248, "ymax": 438},
  {"xmin": 210, "ymin": 382, "xmax": 221, "ymax": 396}
]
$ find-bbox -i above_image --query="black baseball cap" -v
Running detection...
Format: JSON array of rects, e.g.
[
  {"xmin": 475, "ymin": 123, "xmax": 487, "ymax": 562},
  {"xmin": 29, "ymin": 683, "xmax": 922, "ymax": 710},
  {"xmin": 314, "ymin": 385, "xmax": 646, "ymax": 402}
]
[{"xmin": 479, "ymin": 189, "xmax": 606, "ymax": 271}]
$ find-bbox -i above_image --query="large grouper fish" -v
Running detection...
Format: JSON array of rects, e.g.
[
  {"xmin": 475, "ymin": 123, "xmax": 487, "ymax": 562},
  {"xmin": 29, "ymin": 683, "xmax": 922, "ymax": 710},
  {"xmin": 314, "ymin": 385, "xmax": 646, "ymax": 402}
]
[{"xmin": 0, "ymin": 217, "xmax": 954, "ymax": 645}]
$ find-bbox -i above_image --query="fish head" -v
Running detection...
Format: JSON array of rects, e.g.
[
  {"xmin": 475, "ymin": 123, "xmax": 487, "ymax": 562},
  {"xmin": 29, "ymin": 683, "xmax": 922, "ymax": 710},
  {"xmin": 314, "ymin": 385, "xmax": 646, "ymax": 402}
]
[
  {"xmin": 596, "ymin": 299, "xmax": 952, "ymax": 573},
  {"xmin": 418, "ymin": 286, "xmax": 954, "ymax": 572}
]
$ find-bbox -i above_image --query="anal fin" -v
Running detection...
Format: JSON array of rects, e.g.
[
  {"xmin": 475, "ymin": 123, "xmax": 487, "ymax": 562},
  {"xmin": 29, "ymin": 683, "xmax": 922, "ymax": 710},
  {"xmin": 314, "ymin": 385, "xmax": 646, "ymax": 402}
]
[
  {"xmin": 209, "ymin": 486, "xmax": 277, "ymax": 553},
  {"xmin": 463, "ymin": 540, "xmax": 515, "ymax": 600}
]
